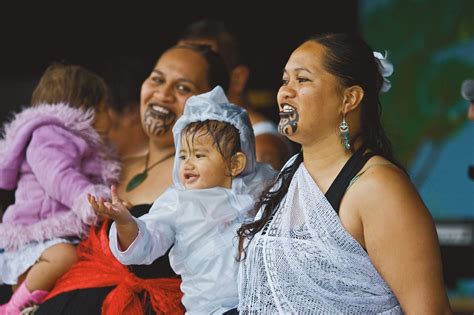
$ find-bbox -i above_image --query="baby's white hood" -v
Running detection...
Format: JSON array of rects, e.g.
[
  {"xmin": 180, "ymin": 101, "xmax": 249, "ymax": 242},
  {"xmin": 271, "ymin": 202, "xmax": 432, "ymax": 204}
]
[{"xmin": 172, "ymin": 86, "xmax": 259, "ymax": 189}]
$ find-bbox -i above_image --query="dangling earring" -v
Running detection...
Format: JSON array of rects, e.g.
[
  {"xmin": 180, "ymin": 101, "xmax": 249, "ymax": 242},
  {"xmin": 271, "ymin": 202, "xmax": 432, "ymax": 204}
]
[{"xmin": 339, "ymin": 114, "xmax": 351, "ymax": 151}]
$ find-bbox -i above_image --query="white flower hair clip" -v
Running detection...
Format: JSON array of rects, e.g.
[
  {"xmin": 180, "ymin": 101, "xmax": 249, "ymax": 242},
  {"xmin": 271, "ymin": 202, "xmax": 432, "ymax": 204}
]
[{"xmin": 373, "ymin": 51, "xmax": 394, "ymax": 93}]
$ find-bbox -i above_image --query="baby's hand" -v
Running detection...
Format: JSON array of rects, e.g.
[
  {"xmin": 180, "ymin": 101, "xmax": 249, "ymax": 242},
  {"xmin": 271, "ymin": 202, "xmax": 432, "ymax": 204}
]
[{"xmin": 88, "ymin": 185, "xmax": 133, "ymax": 225}]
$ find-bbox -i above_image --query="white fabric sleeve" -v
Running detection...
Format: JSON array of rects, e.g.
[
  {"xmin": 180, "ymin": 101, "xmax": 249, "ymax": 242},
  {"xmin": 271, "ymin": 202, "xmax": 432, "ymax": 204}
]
[{"xmin": 109, "ymin": 188, "xmax": 178, "ymax": 265}]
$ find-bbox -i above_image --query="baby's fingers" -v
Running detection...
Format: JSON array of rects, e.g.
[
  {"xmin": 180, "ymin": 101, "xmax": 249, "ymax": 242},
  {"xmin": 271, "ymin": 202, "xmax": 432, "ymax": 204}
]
[
  {"xmin": 110, "ymin": 185, "xmax": 120, "ymax": 204},
  {"xmin": 88, "ymin": 194, "xmax": 99, "ymax": 210},
  {"xmin": 103, "ymin": 201, "xmax": 126, "ymax": 219},
  {"xmin": 122, "ymin": 201, "xmax": 133, "ymax": 209},
  {"xmin": 104, "ymin": 201, "xmax": 115, "ymax": 213},
  {"xmin": 91, "ymin": 197, "xmax": 110, "ymax": 216}
]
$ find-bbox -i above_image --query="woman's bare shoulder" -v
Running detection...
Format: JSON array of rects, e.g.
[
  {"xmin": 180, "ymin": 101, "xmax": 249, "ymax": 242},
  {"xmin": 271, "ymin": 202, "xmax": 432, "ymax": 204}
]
[{"xmin": 347, "ymin": 155, "xmax": 427, "ymax": 214}]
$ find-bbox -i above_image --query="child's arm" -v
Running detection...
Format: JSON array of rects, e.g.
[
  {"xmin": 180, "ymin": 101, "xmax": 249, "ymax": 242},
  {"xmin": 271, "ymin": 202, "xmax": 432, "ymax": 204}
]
[
  {"xmin": 88, "ymin": 185, "xmax": 137, "ymax": 250},
  {"xmin": 90, "ymin": 186, "xmax": 177, "ymax": 265}
]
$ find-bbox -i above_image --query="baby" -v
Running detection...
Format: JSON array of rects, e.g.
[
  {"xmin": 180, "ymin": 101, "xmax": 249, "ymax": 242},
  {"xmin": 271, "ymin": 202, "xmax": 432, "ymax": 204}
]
[
  {"xmin": 0, "ymin": 63, "xmax": 119, "ymax": 314},
  {"xmin": 90, "ymin": 86, "xmax": 275, "ymax": 314}
]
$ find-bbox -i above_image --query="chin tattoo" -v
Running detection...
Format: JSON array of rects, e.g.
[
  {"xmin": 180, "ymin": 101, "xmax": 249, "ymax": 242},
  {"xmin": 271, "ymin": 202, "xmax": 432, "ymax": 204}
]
[
  {"xmin": 143, "ymin": 108, "xmax": 176, "ymax": 136},
  {"xmin": 278, "ymin": 110, "xmax": 299, "ymax": 136}
]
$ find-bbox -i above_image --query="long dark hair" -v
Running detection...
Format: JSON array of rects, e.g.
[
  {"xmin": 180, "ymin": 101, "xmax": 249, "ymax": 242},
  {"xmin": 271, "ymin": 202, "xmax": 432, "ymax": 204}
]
[{"xmin": 237, "ymin": 33, "xmax": 402, "ymax": 260}]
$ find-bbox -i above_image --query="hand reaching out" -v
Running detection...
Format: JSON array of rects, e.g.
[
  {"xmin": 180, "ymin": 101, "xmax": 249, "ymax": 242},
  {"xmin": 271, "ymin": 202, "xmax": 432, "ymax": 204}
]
[
  {"xmin": 88, "ymin": 185, "xmax": 139, "ymax": 250},
  {"xmin": 88, "ymin": 185, "xmax": 133, "ymax": 225}
]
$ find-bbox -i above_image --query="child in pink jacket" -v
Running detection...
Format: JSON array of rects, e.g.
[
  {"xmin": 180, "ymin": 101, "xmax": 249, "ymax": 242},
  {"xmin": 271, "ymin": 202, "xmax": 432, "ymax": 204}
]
[{"xmin": 0, "ymin": 63, "xmax": 120, "ymax": 314}]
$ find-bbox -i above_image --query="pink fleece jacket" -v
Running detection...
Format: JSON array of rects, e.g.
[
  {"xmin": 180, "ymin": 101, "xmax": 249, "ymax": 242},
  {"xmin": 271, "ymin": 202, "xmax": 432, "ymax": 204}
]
[{"xmin": 0, "ymin": 103, "xmax": 121, "ymax": 250}]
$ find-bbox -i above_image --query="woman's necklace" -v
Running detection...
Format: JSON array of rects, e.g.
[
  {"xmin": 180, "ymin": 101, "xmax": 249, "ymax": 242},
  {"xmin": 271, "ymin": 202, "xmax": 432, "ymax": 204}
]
[{"xmin": 126, "ymin": 151, "xmax": 175, "ymax": 192}]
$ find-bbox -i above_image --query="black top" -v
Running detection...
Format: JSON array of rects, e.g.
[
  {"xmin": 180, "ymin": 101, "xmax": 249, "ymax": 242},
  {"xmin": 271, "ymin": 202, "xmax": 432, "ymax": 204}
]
[
  {"xmin": 261, "ymin": 147, "xmax": 374, "ymax": 236},
  {"xmin": 325, "ymin": 146, "xmax": 375, "ymax": 213}
]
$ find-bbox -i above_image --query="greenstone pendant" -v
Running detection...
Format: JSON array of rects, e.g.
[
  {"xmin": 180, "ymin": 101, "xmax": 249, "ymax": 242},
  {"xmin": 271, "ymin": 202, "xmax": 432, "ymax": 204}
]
[{"xmin": 126, "ymin": 172, "xmax": 148, "ymax": 192}]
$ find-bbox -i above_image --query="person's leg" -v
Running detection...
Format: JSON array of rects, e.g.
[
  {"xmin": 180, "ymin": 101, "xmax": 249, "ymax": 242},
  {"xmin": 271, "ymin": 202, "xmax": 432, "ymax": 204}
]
[
  {"xmin": 0, "ymin": 243, "xmax": 77, "ymax": 313},
  {"xmin": 26, "ymin": 243, "xmax": 77, "ymax": 291},
  {"xmin": 0, "ymin": 282, "xmax": 48, "ymax": 314}
]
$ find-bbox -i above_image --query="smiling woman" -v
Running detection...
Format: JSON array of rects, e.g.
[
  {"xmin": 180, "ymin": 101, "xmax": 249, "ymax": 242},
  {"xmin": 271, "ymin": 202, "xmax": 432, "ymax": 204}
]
[
  {"xmin": 35, "ymin": 44, "xmax": 231, "ymax": 315},
  {"xmin": 117, "ymin": 44, "xmax": 230, "ymax": 203},
  {"xmin": 236, "ymin": 33, "xmax": 452, "ymax": 314}
]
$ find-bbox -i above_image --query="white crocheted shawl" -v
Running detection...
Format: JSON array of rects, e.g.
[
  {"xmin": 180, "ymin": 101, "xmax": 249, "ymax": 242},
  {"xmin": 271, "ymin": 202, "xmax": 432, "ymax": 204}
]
[{"xmin": 238, "ymin": 158, "xmax": 403, "ymax": 314}]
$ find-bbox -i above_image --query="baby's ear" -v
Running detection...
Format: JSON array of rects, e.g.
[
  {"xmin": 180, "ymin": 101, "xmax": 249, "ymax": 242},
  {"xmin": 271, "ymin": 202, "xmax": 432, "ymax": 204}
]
[{"xmin": 230, "ymin": 152, "xmax": 247, "ymax": 177}]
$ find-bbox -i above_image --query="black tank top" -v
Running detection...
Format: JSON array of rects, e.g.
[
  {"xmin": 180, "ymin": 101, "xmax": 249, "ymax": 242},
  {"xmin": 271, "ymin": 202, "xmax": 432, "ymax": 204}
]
[
  {"xmin": 261, "ymin": 146, "xmax": 374, "ymax": 236},
  {"xmin": 325, "ymin": 146, "xmax": 375, "ymax": 213}
]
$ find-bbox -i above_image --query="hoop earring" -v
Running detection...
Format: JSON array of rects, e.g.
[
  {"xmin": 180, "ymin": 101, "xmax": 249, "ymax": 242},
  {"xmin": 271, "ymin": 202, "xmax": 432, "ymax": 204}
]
[{"xmin": 339, "ymin": 115, "xmax": 351, "ymax": 151}]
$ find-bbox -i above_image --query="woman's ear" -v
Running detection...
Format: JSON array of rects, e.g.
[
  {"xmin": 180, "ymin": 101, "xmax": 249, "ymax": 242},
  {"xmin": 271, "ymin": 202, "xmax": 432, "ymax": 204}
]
[
  {"xmin": 341, "ymin": 85, "xmax": 364, "ymax": 114},
  {"xmin": 230, "ymin": 152, "xmax": 247, "ymax": 177}
]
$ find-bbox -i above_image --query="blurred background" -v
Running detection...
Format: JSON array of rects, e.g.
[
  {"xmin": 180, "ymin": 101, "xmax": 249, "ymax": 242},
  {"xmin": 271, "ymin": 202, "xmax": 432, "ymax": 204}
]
[
  {"xmin": 0, "ymin": 0, "xmax": 473, "ymax": 312},
  {"xmin": 360, "ymin": 2, "xmax": 474, "ymax": 313}
]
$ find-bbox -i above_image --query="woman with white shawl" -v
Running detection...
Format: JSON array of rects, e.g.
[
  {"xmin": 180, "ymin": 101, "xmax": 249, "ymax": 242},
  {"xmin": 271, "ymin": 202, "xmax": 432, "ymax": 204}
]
[{"xmin": 236, "ymin": 33, "xmax": 451, "ymax": 314}]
